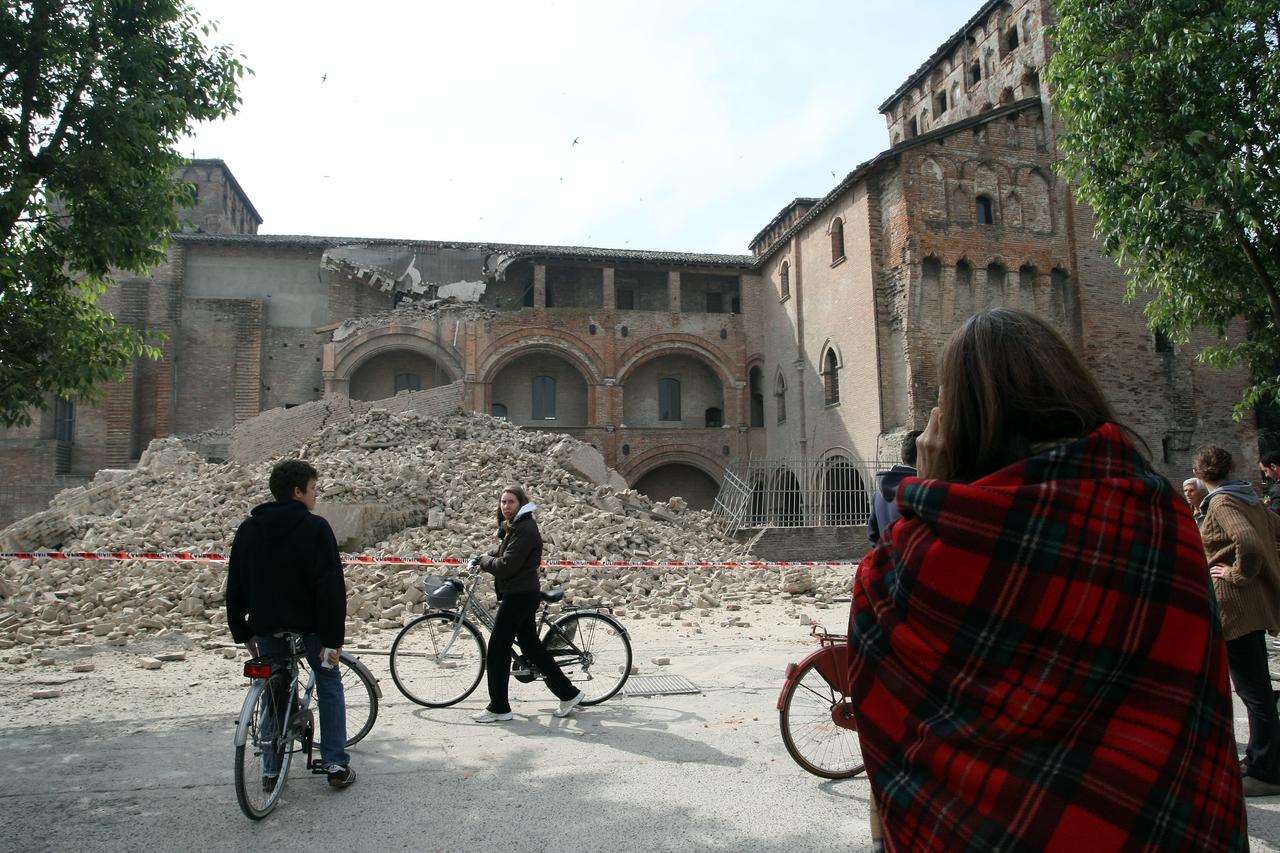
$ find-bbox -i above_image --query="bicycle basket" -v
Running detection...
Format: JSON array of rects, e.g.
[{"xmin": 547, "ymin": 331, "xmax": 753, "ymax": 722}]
[{"xmin": 426, "ymin": 578, "xmax": 460, "ymax": 609}]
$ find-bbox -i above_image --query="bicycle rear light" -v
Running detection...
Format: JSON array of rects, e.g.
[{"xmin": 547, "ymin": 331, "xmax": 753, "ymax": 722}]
[{"xmin": 243, "ymin": 659, "xmax": 273, "ymax": 679}]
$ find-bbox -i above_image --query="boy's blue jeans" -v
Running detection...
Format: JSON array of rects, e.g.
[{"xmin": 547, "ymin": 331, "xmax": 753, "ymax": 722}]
[{"xmin": 255, "ymin": 633, "xmax": 349, "ymax": 771}]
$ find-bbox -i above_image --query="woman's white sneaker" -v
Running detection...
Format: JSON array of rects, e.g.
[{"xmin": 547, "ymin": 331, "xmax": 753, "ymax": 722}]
[
  {"xmin": 472, "ymin": 709, "xmax": 513, "ymax": 723},
  {"xmin": 554, "ymin": 691, "xmax": 585, "ymax": 718}
]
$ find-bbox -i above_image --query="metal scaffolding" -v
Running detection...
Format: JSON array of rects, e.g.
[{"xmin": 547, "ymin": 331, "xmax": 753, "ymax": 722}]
[{"xmin": 713, "ymin": 456, "xmax": 892, "ymax": 533}]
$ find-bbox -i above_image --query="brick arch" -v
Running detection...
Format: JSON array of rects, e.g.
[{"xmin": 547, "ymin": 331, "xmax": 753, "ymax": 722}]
[
  {"xmin": 616, "ymin": 335, "xmax": 736, "ymax": 389},
  {"xmin": 330, "ymin": 325, "xmax": 464, "ymax": 387},
  {"xmin": 617, "ymin": 444, "xmax": 725, "ymax": 484},
  {"xmin": 478, "ymin": 329, "xmax": 603, "ymax": 385}
]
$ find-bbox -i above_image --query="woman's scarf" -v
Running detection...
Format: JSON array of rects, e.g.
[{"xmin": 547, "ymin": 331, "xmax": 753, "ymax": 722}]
[{"xmin": 848, "ymin": 423, "xmax": 1244, "ymax": 852}]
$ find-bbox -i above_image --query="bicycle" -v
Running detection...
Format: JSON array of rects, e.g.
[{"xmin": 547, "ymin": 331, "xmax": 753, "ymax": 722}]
[
  {"xmin": 388, "ymin": 559, "xmax": 632, "ymax": 709},
  {"xmin": 232, "ymin": 635, "xmax": 381, "ymax": 820},
  {"xmin": 776, "ymin": 623, "xmax": 865, "ymax": 779}
]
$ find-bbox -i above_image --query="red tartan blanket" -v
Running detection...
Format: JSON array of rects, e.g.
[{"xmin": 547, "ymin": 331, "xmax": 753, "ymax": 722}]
[{"xmin": 848, "ymin": 423, "xmax": 1245, "ymax": 852}]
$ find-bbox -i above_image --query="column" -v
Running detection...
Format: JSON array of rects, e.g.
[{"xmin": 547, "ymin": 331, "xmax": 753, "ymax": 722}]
[
  {"xmin": 940, "ymin": 264, "xmax": 957, "ymax": 326},
  {"xmin": 533, "ymin": 264, "xmax": 547, "ymax": 309},
  {"xmin": 602, "ymin": 267, "xmax": 615, "ymax": 310}
]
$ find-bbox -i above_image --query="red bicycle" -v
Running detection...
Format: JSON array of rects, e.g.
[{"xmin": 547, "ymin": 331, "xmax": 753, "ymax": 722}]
[{"xmin": 776, "ymin": 623, "xmax": 865, "ymax": 779}]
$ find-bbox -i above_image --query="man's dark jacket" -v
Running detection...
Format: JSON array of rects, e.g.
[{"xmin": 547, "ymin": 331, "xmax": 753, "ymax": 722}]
[
  {"xmin": 867, "ymin": 464, "xmax": 917, "ymax": 547},
  {"xmin": 226, "ymin": 499, "xmax": 346, "ymax": 649},
  {"xmin": 480, "ymin": 506, "xmax": 542, "ymax": 595}
]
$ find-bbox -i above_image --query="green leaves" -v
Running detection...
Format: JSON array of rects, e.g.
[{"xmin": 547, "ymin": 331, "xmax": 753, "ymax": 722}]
[
  {"xmin": 0, "ymin": 1, "xmax": 244, "ymax": 426},
  {"xmin": 1047, "ymin": 0, "xmax": 1280, "ymax": 416}
]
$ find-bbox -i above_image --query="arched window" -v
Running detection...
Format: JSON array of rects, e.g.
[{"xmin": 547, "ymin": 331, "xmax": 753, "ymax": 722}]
[
  {"xmin": 976, "ymin": 195, "xmax": 994, "ymax": 225},
  {"xmin": 823, "ymin": 349, "xmax": 841, "ymax": 405},
  {"xmin": 749, "ymin": 366, "xmax": 764, "ymax": 428},
  {"xmin": 532, "ymin": 375, "xmax": 556, "ymax": 420},
  {"xmin": 658, "ymin": 378, "xmax": 681, "ymax": 422},
  {"xmin": 780, "ymin": 260, "xmax": 791, "ymax": 299},
  {"xmin": 491, "ymin": 403, "xmax": 508, "ymax": 420},
  {"xmin": 775, "ymin": 372, "xmax": 787, "ymax": 424},
  {"xmin": 969, "ymin": 60, "xmax": 982, "ymax": 85},
  {"xmin": 830, "ymin": 218, "xmax": 845, "ymax": 263},
  {"xmin": 908, "ymin": 115, "xmax": 918, "ymax": 138}
]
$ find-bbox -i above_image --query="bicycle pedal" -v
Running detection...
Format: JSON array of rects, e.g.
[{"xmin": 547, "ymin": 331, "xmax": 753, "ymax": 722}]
[{"xmin": 513, "ymin": 669, "xmax": 539, "ymax": 683}]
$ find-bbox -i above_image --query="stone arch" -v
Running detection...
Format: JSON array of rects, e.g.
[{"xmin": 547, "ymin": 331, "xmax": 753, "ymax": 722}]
[
  {"xmin": 616, "ymin": 335, "xmax": 735, "ymax": 390},
  {"xmin": 329, "ymin": 325, "xmax": 463, "ymax": 396},
  {"xmin": 819, "ymin": 449, "xmax": 872, "ymax": 526},
  {"xmin": 919, "ymin": 158, "xmax": 947, "ymax": 219},
  {"xmin": 1004, "ymin": 189, "xmax": 1023, "ymax": 228},
  {"xmin": 485, "ymin": 344, "xmax": 596, "ymax": 427},
  {"xmin": 1024, "ymin": 168, "xmax": 1053, "ymax": 233},
  {"xmin": 478, "ymin": 329, "xmax": 603, "ymax": 386},
  {"xmin": 619, "ymin": 444, "xmax": 724, "ymax": 484}
]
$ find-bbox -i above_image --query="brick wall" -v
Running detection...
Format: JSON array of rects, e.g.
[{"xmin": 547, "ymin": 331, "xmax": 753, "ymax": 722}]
[{"xmin": 733, "ymin": 526, "xmax": 868, "ymax": 563}]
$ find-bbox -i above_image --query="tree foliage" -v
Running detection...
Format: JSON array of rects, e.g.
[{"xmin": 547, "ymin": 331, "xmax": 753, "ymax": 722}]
[
  {"xmin": 1046, "ymin": 0, "xmax": 1280, "ymax": 413},
  {"xmin": 0, "ymin": 1, "xmax": 244, "ymax": 427}
]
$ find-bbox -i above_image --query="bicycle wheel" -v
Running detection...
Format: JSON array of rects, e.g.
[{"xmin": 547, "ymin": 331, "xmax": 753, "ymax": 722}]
[
  {"xmin": 234, "ymin": 676, "xmax": 293, "ymax": 820},
  {"xmin": 778, "ymin": 658, "xmax": 864, "ymax": 779},
  {"xmin": 338, "ymin": 654, "xmax": 378, "ymax": 746},
  {"xmin": 389, "ymin": 613, "xmax": 486, "ymax": 707},
  {"xmin": 545, "ymin": 611, "xmax": 632, "ymax": 705}
]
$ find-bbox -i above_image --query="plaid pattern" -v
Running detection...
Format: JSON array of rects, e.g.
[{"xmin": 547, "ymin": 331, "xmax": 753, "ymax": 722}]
[{"xmin": 848, "ymin": 424, "xmax": 1245, "ymax": 852}]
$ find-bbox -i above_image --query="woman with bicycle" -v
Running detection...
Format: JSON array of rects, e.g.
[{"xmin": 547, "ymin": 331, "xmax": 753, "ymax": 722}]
[
  {"xmin": 471, "ymin": 485, "xmax": 585, "ymax": 723},
  {"xmin": 847, "ymin": 308, "xmax": 1244, "ymax": 850}
]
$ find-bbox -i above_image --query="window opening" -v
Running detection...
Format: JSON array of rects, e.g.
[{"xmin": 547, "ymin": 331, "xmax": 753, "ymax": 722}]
[
  {"xmin": 934, "ymin": 90, "xmax": 948, "ymax": 115},
  {"xmin": 830, "ymin": 218, "xmax": 845, "ymax": 263},
  {"xmin": 532, "ymin": 375, "xmax": 556, "ymax": 420},
  {"xmin": 976, "ymin": 195, "xmax": 994, "ymax": 225},
  {"xmin": 823, "ymin": 350, "xmax": 840, "ymax": 405},
  {"xmin": 616, "ymin": 286, "xmax": 635, "ymax": 310},
  {"xmin": 658, "ymin": 378, "xmax": 681, "ymax": 422},
  {"xmin": 705, "ymin": 407, "xmax": 722, "ymax": 428},
  {"xmin": 54, "ymin": 397, "xmax": 74, "ymax": 443},
  {"xmin": 705, "ymin": 291, "xmax": 724, "ymax": 314},
  {"xmin": 491, "ymin": 403, "xmax": 508, "ymax": 420},
  {"xmin": 780, "ymin": 261, "xmax": 790, "ymax": 299},
  {"xmin": 775, "ymin": 374, "xmax": 787, "ymax": 424},
  {"xmin": 1154, "ymin": 331, "xmax": 1174, "ymax": 353},
  {"xmin": 969, "ymin": 60, "xmax": 982, "ymax": 85},
  {"xmin": 394, "ymin": 373, "xmax": 421, "ymax": 393}
]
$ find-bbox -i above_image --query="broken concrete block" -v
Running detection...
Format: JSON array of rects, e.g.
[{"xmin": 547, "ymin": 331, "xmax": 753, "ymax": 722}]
[
  {"xmin": 31, "ymin": 689, "xmax": 61, "ymax": 699},
  {"xmin": 139, "ymin": 657, "xmax": 162, "ymax": 670},
  {"xmin": 72, "ymin": 662, "xmax": 95, "ymax": 673}
]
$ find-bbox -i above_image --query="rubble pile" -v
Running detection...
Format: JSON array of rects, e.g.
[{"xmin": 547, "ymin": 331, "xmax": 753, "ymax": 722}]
[{"xmin": 0, "ymin": 407, "xmax": 856, "ymax": 658}]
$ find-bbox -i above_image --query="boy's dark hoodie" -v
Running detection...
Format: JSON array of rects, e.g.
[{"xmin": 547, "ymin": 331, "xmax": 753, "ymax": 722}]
[
  {"xmin": 226, "ymin": 499, "xmax": 346, "ymax": 649},
  {"xmin": 867, "ymin": 464, "xmax": 917, "ymax": 547}
]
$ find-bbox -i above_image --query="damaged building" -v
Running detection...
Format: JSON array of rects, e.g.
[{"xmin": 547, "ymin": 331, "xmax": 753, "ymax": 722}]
[{"xmin": 0, "ymin": 0, "xmax": 1256, "ymax": 533}]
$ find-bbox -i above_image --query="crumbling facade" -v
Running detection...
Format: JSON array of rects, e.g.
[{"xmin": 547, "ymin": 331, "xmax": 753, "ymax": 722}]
[{"xmin": 0, "ymin": 0, "xmax": 1255, "ymax": 529}]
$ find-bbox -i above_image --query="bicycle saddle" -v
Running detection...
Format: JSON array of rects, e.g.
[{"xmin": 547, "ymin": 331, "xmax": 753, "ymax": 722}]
[{"xmin": 540, "ymin": 588, "xmax": 564, "ymax": 603}]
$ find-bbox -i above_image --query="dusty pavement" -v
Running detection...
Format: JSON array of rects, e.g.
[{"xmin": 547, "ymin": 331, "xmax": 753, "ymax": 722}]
[{"xmin": 2, "ymin": 601, "xmax": 1278, "ymax": 853}]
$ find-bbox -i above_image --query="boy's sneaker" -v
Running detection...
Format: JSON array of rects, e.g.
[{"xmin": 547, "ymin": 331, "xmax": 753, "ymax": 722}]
[
  {"xmin": 326, "ymin": 764, "xmax": 355, "ymax": 789},
  {"xmin": 554, "ymin": 691, "xmax": 585, "ymax": 718}
]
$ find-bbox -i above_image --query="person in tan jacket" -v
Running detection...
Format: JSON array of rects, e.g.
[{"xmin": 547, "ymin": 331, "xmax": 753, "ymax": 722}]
[{"xmin": 1193, "ymin": 444, "xmax": 1280, "ymax": 797}]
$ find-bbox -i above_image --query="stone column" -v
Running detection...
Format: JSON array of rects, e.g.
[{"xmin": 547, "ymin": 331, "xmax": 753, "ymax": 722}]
[
  {"xmin": 668, "ymin": 271, "xmax": 681, "ymax": 312},
  {"xmin": 972, "ymin": 267, "xmax": 989, "ymax": 309},
  {"xmin": 533, "ymin": 264, "xmax": 547, "ymax": 309},
  {"xmin": 940, "ymin": 264, "xmax": 957, "ymax": 326},
  {"xmin": 602, "ymin": 267, "xmax": 615, "ymax": 310}
]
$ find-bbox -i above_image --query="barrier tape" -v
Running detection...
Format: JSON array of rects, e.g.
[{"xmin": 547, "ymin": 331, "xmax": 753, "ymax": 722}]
[{"xmin": 0, "ymin": 551, "xmax": 859, "ymax": 570}]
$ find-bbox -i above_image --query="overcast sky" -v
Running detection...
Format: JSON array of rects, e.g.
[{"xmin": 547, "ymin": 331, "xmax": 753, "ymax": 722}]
[{"xmin": 184, "ymin": 1, "xmax": 970, "ymax": 255}]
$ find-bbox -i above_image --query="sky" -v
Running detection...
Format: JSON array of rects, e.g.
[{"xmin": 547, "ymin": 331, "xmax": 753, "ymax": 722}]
[{"xmin": 183, "ymin": 1, "xmax": 971, "ymax": 255}]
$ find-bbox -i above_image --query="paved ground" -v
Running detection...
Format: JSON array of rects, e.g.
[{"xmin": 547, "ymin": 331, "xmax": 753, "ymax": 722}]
[{"xmin": 1, "ymin": 605, "xmax": 1278, "ymax": 852}]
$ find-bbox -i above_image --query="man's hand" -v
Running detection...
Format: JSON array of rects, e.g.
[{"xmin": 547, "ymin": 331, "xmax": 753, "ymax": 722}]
[
  {"xmin": 324, "ymin": 647, "xmax": 341, "ymax": 668},
  {"xmin": 1209, "ymin": 564, "xmax": 1232, "ymax": 580},
  {"xmin": 915, "ymin": 407, "xmax": 951, "ymax": 480}
]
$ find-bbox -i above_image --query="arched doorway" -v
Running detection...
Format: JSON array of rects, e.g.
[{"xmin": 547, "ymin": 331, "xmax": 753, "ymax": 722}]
[
  {"xmin": 349, "ymin": 350, "xmax": 453, "ymax": 401},
  {"xmin": 633, "ymin": 463, "xmax": 720, "ymax": 511}
]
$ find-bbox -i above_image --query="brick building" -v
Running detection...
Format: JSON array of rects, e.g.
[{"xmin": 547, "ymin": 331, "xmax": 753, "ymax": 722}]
[{"xmin": 0, "ymin": 0, "xmax": 1256, "ymax": 529}]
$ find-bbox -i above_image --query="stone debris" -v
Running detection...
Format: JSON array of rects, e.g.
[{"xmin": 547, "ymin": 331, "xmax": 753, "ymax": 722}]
[
  {"xmin": 72, "ymin": 662, "xmax": 95, "ymax": 673},
  {"xmin": 0, "ymin": 405, "xmax": 856, "ymax": 655},
  {"xmin": 138, "ymin": 658, "xmax": 163, "ymax": 670},
  {"xmin": 31, "ymin": 689, "xmax": 61, "ymax": 699}
]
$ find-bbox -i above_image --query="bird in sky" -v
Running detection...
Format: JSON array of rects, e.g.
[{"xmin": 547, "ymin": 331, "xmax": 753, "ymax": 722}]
[
  {"xmin": 321, "ymin": 73, "xmax": 327, "ymax": 84},
  {"xmin": 572, "ymin": 137, "xmax": 580, "ymax": 146}
]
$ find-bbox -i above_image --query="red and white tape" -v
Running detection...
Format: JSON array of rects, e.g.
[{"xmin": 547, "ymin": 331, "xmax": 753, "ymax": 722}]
[{"xmin": 0, "ymin": 551, "xmax": 858, "ymax": 570}]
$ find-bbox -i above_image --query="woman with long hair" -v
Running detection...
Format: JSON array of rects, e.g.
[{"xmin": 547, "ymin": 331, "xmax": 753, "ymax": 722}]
[
  {"xmin": 471, "ymin": 485, "xmax": 584, "ymax": 723},
  {"xmin": 1192, "ymin": 444, "xmax": 1280, "ymax": 796},
  {"xmin": 848, "ymin": 308, "xmax": 1244, "ymax": 850}
]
